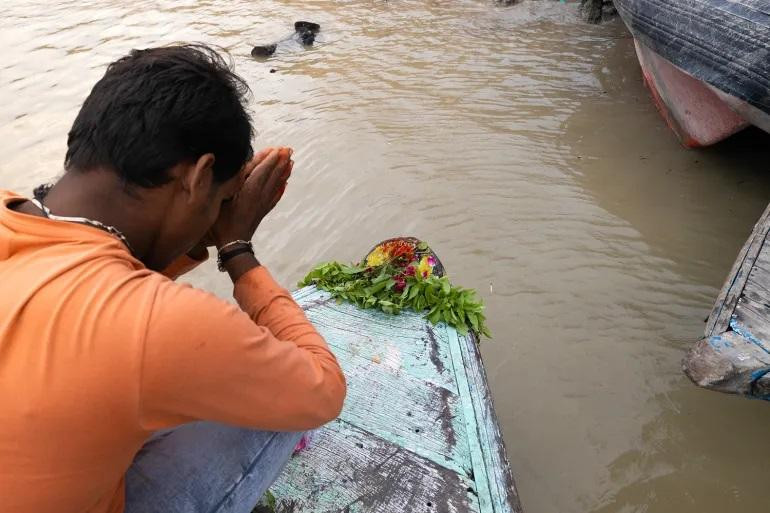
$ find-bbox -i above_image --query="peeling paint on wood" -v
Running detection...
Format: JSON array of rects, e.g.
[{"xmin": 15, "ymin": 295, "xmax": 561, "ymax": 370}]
[
  {"xmin": 705, "ymin": 203, "xmax": 770, "ymax": 337},
  {"xmin": 684, "ymin": 203, "xmax": 770, "ymax": 401},
  {"xmin": 270, "ymin": 286, "xmax": 521, "ymax": 512},
  {"xmin": 273, "ymin": 420, "xmax": 478, "ymax": 513}
]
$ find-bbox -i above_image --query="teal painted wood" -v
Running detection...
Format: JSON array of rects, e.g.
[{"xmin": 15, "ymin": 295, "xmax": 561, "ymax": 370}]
[
  {"xmin": 269, "ymin": 286, "xmax": 521, "ymax": 512},
  {"xmin": 450, "ymin": 327, "xmax": 521, "ymax": 511},
  {"xmin": 684, "ymin": 202, "xmax": 770, "ymax": 400},
  {"xmin": 298, "ymin": 289, "xmax": 469, "ymax": 473}
]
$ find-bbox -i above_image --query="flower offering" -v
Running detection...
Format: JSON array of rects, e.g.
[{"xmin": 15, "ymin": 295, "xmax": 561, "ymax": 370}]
[{"xmin": 299, "ymin": 238, "xmax": 490, "ymax": 338}]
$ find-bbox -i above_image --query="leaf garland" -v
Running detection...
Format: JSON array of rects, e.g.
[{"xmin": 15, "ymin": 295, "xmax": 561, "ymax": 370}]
[{"xmin": 298, "ymin": 241, "xmax": 491, "ymax": 339}]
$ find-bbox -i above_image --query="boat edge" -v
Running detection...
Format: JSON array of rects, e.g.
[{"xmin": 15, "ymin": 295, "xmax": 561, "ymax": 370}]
[{"xmin": 445, "ymin": 325, "xmax": 523, "ymax": 512}]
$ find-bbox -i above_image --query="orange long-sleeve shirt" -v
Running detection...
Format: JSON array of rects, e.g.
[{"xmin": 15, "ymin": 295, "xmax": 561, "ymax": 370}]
[{"xmin": 0, "ymin": 190, "xmax": 346, "ymax": 513}]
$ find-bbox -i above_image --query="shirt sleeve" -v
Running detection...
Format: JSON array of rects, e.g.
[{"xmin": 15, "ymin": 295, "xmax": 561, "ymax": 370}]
[{"xmin": 138, "ymin": 266, "xmax": 347, "ymax": 432}]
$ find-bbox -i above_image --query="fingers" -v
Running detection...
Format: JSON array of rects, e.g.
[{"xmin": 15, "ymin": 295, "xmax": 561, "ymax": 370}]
[
  {"xmin": 240, "ymin": 146, "xmax": 293, "ymax": 210},
  {"xmin": 283, "ymin": 159, "xmax": 293, "ymax": 181},
  {"xmin": 264, "ymin": 148, "xmax": 292, "ymax": 192},
  {"xmin": 241, "ymin": 147, "xmax": 273, "ymax": 179},
  {"xmin": 252, "ymin": 147, "xmax": 274, "ymax": 165},
  {"xmin": 243, "ymin": 148, "xmax": 280, "ymax": 192},
  {"xmin": 273, "ymin": 182, "xmax": 287, "ymax": 205}
]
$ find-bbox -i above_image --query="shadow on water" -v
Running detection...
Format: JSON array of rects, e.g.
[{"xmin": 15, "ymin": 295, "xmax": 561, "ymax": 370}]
[
  {"xmin": 560, "ymin": 22, "xmax": 770, "ymax": 513},
  {"xmin": 587, "ymin": 385, "xmax": 770, "ymax": 513},
  {"xmin": 562, "ymin": 32, "xmax": 770, "ymax": 290}
]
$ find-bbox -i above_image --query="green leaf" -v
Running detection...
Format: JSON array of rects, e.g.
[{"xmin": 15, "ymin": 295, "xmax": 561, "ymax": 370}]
[
  {"xmin": 298, "ymin": 252, "xmax": 491, "ymax": 339},
  {"xmin": 372, "ymin": 271, "xmax": 390, "ymax": 284},
  {"xmin": 367, "ymin": 280, "xmax": 388, "ymax": 295},
  {"xmin": 263, "ymin": 489, "xmax": 276, "ymax": 512},
  {"xmin": 467, "ymin": 312, "xmax": 480, "ymax": 332}
]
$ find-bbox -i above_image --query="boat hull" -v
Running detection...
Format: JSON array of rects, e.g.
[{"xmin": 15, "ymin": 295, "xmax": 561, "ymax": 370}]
[
  {"xmin": 633, "ymin": 40, "xmax": 748, "ymax": 147},
  {"xmin": 614, "ymin": 0, "xmax": 770, "ymax": 147},
  {"xmin": 268, "ymin": 242, "xmax": 521, "ymax": 512},
  {"xmin": 683, "ymin": 204, "xmax": 770, "ymax": 400}
]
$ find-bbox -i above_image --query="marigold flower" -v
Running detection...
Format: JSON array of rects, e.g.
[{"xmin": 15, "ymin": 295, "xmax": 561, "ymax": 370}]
[
  {"xmin": 417, "ymin": 255, "xmax": 434, "ymax": 279},
  {"xmin": 382, "ymin": 240, "xmax": 415, "ymax": 265},
  {"xmin": 365, "ymin": 246, "xmax": 388, "ymax": 267}
]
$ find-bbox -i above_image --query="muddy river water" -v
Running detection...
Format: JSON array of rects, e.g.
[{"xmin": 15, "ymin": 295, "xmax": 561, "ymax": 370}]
[{"xmin": 3, "ymin": 1, "xmax": 770, "ymax": 512}]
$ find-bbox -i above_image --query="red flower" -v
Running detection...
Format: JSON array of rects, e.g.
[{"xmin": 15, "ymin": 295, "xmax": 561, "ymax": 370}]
[
  {"xmin": 404, "ymin": 265, "xmax": 416, "ymax": 277},
  {"xmin": 382, "ymin": 240, "xmax": 415, "ymax": 266},
  {"xmin": 394, "ymin": 275, "xmax": 406, "ymax": 293}
]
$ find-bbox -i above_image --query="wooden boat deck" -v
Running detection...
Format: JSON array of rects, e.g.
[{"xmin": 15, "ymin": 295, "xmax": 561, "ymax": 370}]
[
  {"xmin": 684, "ymin": 203, "xmax": 770, "ymax": 399},
  {"xmin": 268, "ymin": 285, "xmax": 521, "ymax": 512}
]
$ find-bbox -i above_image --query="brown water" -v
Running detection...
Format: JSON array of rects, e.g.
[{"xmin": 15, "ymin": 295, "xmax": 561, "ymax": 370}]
[{"xmin": 3, "ymin": 1, "xmax": 770, "ymax": 511}]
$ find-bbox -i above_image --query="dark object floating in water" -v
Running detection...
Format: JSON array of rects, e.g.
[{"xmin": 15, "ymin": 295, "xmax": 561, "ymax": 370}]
[
  {"xmin": 294, "ymin": 21, "xmax": 320, "ymax": 34},
  {"xmin": 269, "ymin": 69, "xmax": 277, "ymax": 74},
  {"xmin": 250, "ymin": 20, "xmax": 321, "ymax": 58},
  {"xmin": 684, "ymin": 204, "xmax": 770, "ymax": 400},
  {"xmin": 579, "ymin": 0, "xmax": 616, "ymax": 24},
  {"xmin": 299, "ymin": 31, "xmax": 315, "ymax": 46},
  {"xmin": 251, "ymin": 44, "xmax": 277, "ymax": 58}
]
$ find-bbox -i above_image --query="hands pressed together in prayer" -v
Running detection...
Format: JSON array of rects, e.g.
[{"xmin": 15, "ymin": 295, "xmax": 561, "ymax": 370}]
[
  {"xmin": 210, "ymin": 146, "xmax": 293, "ymax": 248},
  {"xmin": 188, "ymin": 146, "xmax": 293, "ymax": 278}
]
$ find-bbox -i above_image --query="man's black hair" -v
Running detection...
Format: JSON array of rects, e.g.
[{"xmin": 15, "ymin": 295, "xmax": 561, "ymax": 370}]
[{"xmin": 65, "ymin": 44, "xmax": 254, "ymax": 188}]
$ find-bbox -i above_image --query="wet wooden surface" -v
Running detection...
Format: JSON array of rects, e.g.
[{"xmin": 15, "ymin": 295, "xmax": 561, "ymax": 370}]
[
  {"xmin": 270, "ymin": 286, "xmax": 521, "ymax": 512},
  {"xmin": 684, "ymin": 203, "xmax": 770, "ymax": 399}
]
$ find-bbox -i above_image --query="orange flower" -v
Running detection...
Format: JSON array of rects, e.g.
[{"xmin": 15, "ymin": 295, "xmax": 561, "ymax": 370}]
[{"xmin": 381, "ymin": 240, "xmax": 415, "ymax": 265}]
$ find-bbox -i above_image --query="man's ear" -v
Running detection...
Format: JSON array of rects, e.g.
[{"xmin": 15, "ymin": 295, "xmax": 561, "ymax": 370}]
[{"xmin": 182, "ymin": 153, "xmax": 216, "ymax": 205}]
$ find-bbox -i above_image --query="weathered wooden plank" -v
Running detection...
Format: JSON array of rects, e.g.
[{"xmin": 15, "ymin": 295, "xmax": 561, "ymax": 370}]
[
  {"xmin": 740, "ymin": 244, "xmax": 770, "ymax": 300},
  {"xmin": 293, "ymin": 287, "xmax": 470, "ymax": 474},
  {"xmin": 299, "ymin": 289, "xmax": 438, "ymax": 339},
  {"xmin": 299, "ymin": 289, "xmax": 457, "ymax": 392},
  {"xmin": 286, "ymin": 284, "xmax": 520, "ymax": 511},
  {"xmin": 684, "ymin": 204, "xmax": 770, "ymax": 400},
  {"xmin": 445, "ymin": 327, "xmax": 521, "ymax": 513},
  {"xmin": 683, "ymin": 330, "xmax": 770, "ymax": 397},
  {"xmin": 733, "ymin": 295, "xmax": 770, "ymax": 354},
  {"xmin": 331, "ymin": 339, "xmax": 470, "ymax": 474},
  {"xmin": 271, "ymin": 419, "xmax": 480, "ymax": 513},
  {"xmin": 735, "ymin": 260, "xmax": 770, "ymax": 345},
  {"xmin": 705, "ymin": 203, "xmax": 770, "ymax": 336}
]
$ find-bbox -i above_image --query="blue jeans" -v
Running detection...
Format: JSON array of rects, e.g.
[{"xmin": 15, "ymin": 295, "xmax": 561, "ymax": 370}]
[{"xmin": 125, "ymin": 422, "xmax": 302, "ymax": 513}]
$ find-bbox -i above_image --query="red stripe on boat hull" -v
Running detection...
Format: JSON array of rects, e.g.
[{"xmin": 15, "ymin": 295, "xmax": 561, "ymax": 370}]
[{"xmin": 633, "ymin": 39, "xmax": 749, "ymax": 148}]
